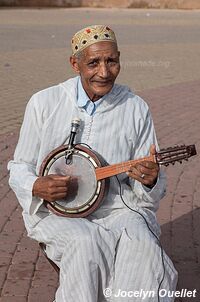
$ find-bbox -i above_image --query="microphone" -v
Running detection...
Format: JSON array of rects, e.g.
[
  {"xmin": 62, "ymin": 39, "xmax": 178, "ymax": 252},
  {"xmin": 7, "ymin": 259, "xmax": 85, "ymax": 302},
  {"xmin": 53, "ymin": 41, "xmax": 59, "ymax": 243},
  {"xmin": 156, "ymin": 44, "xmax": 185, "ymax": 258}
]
[
  {"xmin": 68, "ymin": 118, "xmax": 81, "ymax": 149},
  {"xmin": 65, "ymin": 118, "xmax": 81, "ymax": 165}
]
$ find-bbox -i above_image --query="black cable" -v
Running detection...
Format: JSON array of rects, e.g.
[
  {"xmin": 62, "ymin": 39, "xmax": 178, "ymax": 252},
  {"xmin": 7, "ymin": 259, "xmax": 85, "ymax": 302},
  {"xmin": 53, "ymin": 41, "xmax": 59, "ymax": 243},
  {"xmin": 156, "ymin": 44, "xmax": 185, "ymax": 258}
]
[
  {"xmin": 74, "ymin": 142, "xmax": 92, "ymax": 149},
  {"xmin": 115, "ymin": 175, "xmax": 166, "ymax": 302},
  {"xmin": 74, "ymin": 141, "xmax": 165, "ymax": 300}
]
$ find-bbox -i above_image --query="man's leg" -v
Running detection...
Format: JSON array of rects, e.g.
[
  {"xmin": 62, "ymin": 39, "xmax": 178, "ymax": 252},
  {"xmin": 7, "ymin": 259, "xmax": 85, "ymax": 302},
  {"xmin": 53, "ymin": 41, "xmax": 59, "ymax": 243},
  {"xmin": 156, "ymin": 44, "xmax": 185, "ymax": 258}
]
[
  {"xmin": 103, "ymin": 210, "xmax": 178, "ymax": 302},
  {"xmin": 29, "ymin": 215, "xmax": 121, "ymax": 302}
]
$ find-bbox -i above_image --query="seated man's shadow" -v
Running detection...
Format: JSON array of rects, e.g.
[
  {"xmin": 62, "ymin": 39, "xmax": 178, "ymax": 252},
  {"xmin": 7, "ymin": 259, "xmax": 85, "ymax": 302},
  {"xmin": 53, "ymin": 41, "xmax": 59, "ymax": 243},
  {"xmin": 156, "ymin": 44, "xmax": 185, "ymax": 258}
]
[{"xmin": 159, "ymin": 207, "xmax": 200, "ymax": 301}]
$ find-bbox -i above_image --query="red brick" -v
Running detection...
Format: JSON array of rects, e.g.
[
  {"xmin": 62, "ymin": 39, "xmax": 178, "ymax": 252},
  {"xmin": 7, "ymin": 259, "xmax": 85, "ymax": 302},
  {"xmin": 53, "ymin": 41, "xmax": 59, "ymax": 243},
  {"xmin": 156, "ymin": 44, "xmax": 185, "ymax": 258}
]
[
  {"xmin": 1, "ymin": 279, "xmax": 30, "ymax": 296},
  {"xmin": 7, "ymin": 262, "xmax": 35, "ymax": 280},
  {"xmin": 0, "ymin": 296, "xmax": 27, "ymax": 302}
]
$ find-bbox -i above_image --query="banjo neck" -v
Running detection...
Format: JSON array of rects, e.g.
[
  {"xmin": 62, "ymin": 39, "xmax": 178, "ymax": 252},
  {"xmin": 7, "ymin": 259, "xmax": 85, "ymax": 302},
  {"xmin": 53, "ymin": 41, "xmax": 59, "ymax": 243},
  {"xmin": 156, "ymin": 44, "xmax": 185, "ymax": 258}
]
[
  {"xmin": 95, "ymin": 144, "xmax": 197, "ymax": 181},
  {"xmin": 95, "ymin": 155, "xmax": 156, "ymax": 181}
]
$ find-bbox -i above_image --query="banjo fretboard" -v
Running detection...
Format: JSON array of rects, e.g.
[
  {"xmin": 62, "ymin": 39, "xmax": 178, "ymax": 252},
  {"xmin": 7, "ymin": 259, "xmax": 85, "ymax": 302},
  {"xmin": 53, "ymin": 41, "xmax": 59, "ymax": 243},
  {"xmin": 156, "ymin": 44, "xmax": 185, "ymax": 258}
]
[{"xmin": 95, "ymin": 144, "xmax": 196, "ymax": 181}]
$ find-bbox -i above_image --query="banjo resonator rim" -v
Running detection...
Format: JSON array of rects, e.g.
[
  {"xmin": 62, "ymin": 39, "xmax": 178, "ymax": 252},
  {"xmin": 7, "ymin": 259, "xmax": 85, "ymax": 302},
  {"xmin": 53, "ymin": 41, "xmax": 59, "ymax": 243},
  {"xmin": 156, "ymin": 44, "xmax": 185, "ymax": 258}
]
[{"xmin": 40, "ymin": 144, "xmax": 107, "ymax": 218}]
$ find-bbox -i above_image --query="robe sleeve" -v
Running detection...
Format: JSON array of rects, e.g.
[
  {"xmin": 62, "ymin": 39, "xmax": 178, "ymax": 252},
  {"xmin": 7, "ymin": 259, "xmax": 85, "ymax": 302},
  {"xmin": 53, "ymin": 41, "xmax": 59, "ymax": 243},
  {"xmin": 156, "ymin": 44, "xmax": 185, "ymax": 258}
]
[
  {"xmin": 7, "ymin": 95, "xmax": 44, "ymax": 215},
  {"xmin": 130, "ymin": 99, "xmax": 166, "ymax": 212}
]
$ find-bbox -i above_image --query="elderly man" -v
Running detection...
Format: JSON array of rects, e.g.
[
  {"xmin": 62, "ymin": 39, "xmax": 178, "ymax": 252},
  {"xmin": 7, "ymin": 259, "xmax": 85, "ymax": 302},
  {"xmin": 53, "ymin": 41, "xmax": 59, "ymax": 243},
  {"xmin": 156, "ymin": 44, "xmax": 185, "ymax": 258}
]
[{"xmin": 8, "ymin": 25, "xmax": 177, "ymax": 301}]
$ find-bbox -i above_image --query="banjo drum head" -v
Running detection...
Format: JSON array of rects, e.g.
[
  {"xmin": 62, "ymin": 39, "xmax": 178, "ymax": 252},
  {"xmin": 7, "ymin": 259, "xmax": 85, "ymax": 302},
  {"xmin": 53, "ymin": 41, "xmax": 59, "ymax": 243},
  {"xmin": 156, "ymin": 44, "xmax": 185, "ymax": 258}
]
[{"xmin": 40, "ymin": 145, "xmax": 106, "ymax": 217}]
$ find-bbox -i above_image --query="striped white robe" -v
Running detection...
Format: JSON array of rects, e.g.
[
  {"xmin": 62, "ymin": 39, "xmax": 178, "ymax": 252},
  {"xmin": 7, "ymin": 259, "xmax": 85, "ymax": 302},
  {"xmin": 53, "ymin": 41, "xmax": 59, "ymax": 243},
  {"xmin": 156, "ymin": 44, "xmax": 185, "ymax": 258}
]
[{"xmin": 8, "ymin": 76, "xmax": 178, "ymax": 301}]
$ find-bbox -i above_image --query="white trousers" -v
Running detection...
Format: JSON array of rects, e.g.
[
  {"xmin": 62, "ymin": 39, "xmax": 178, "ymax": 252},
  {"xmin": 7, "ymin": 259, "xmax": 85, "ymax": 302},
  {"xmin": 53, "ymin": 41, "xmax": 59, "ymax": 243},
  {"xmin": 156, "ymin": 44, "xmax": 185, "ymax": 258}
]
[{"xmin": 29, "ymin": 208, "xmax": 178, "ymax": 302}]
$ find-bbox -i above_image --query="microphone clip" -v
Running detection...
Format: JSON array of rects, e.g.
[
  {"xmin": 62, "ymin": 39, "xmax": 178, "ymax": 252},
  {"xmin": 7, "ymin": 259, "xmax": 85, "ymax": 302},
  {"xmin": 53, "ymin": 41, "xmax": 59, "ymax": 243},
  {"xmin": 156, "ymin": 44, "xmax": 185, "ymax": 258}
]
[{"xmin": 65, "ymin": 148, "xmax": 74, "ymax": 165}]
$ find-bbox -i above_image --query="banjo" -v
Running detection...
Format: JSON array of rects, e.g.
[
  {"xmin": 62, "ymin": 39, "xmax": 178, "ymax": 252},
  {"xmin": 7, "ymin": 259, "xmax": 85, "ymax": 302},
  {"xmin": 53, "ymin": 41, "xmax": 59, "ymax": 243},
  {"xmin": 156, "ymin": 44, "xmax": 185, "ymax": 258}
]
[{"xmin": 40, "ymin": 119, "xmax": 197, "ymax": 218}]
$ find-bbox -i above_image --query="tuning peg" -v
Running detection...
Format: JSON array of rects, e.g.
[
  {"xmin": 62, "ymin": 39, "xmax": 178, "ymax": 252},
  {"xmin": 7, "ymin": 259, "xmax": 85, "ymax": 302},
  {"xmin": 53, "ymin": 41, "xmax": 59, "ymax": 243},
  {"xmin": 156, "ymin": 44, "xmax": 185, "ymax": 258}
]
[
  {"xmin": 179, "ymin": 161, "xmax": 182, "ymax": 164},
  {"xmin": 164, "ymin": 163, "xmax": 169, "ymax": 167}
]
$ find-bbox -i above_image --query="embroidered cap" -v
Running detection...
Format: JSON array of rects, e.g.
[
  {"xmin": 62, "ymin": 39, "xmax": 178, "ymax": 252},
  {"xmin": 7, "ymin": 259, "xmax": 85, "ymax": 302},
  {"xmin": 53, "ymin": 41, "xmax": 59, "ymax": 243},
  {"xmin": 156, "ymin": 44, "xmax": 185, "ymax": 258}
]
[{"xmin": 71, "ymin": 25, "xmax": 117, "ymax": 55}]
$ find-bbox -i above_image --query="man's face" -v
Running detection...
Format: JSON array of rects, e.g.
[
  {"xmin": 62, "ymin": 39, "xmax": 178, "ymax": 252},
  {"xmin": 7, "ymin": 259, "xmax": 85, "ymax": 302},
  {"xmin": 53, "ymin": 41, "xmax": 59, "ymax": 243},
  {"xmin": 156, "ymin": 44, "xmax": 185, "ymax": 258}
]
[{"xmin": 70, "ymin": 41, "xmax": 120, "ymax": 101}]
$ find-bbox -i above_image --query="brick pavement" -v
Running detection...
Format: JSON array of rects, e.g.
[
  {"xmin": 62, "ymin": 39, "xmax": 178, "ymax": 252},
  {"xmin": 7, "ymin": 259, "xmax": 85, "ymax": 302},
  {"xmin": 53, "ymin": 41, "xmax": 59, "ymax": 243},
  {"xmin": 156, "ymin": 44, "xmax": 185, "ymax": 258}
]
[
  {"xmin": 0, "ymin": 7, "xmax": 200, "ymax": 302},
  {"xmin": 0, "ymin": 79, "xmax": 199, "ymax": 302},
  {"xmin": 0, "ymin": 132, "xmax": 58, "ymax": 301},
  {"xmin": 140, "ymin": 80, "xmax": 200, "ymax": 301}
]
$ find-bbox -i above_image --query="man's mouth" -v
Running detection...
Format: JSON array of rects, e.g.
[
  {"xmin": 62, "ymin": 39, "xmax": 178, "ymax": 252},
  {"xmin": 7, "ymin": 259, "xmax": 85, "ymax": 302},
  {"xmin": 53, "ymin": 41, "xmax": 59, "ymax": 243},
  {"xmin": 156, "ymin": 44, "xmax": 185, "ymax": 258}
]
[{"xmin": 92, "ymin": 80, "xmax": 112, "ymax": 86}]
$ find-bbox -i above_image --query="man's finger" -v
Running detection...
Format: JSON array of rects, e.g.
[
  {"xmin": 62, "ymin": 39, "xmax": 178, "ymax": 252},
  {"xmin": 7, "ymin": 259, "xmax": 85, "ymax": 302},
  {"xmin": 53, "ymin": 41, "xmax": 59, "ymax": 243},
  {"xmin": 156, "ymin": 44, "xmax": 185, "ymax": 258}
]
[
  {"xmin": 150, "ymin": 144, "xmax": 156, "ymax": 156},
  {"xmin": 135, "ymin": 162, "xmax": 159, "ymax": 173},
  {"xmin": 50, "ymin": 186, "xmax": 68, "ymax": 193},
  {"xmin": 139, "ymin": 161, "xmax": 155, "ymax": 169},
  {"xmin": 48, "ymin": 175, "xmax": 71, "ymax": 186},
  {"xmin": 49, "ymin": 174, "xmax": 71, "ymax": 181},
  {"xmin": 48, "ymin": 192, "xmax": 68, "ymax": 202}
]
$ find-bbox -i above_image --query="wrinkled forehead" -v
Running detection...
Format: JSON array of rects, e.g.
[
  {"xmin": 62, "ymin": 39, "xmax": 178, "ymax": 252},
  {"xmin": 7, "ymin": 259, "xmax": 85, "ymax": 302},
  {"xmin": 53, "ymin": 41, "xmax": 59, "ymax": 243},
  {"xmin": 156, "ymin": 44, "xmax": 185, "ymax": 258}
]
[
  {"xmin": 71, "ymin": 25, "xmax": 117, "ymax": 56},
  {"xmin": 79, "ymin": 41, "xmax": 119, "ymax": 61}
]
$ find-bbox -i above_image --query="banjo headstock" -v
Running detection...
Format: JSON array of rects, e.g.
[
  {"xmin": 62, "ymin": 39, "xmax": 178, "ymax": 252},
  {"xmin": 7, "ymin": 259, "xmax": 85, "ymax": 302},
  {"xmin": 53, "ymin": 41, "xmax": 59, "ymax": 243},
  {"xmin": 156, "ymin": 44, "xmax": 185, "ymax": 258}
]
[{"xmin": 156, "ymin": 144, "xmax": 197, "ymax": 166}]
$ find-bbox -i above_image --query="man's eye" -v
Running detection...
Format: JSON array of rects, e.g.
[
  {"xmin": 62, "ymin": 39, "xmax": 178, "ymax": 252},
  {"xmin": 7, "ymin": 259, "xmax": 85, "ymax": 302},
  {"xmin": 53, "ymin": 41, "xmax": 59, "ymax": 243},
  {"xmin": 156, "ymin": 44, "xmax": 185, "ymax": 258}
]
[
  {"xmin": 88, "ymin": 61, "xmax": 98, "ymax": 66},
  {"xmin": 108, "ymin": 59, "xmax": 118, "ymax": 65}
]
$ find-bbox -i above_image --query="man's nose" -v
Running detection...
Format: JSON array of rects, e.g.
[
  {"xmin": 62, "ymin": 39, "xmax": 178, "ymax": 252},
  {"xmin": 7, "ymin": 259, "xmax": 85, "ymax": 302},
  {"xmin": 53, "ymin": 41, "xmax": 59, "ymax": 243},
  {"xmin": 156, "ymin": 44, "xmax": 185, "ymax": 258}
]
[{"xmin": 98, "ymin": 63, "xmax": 109, "ymax": 78}]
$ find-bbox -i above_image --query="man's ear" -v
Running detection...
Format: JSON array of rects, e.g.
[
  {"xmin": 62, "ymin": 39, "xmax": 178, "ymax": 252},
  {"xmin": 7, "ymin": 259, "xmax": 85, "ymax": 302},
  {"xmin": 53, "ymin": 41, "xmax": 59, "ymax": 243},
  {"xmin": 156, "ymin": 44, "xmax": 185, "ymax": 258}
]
[{"xmin": 70, "ymin": 56, "xmax": 80, "ymax": 74}]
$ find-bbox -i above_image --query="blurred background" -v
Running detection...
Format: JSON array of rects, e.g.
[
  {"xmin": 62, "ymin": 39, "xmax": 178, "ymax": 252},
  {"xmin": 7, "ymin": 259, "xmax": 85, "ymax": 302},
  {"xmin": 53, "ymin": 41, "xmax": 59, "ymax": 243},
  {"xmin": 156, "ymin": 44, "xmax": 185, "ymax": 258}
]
[{"xmin": 0, "ymin": 0, "xmax": 200, "ymax": 9}]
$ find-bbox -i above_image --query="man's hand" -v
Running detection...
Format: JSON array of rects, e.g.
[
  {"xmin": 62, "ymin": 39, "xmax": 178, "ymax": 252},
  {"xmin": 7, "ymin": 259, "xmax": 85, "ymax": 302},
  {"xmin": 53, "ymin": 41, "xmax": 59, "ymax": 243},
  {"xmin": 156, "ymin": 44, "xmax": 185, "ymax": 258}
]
[
  {"xmin": 127, "ymin": 145, "xmax": 159, "ymax": 188},
  {"xmin": 32, "ymin": 174, "xmax": 71, "ymax": 202}
]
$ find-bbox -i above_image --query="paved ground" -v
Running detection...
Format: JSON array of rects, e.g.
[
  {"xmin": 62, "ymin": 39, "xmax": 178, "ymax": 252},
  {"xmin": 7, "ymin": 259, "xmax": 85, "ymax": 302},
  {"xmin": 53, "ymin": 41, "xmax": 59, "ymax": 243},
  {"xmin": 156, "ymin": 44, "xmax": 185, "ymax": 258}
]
[{"xmin": 0, "ymin": 8, "xmax": 200, "ymax": 302}]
